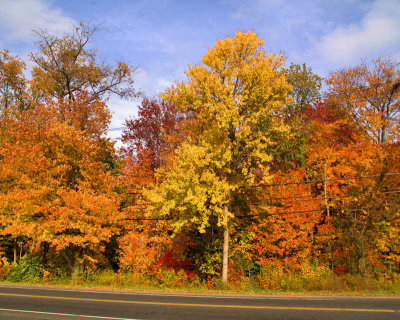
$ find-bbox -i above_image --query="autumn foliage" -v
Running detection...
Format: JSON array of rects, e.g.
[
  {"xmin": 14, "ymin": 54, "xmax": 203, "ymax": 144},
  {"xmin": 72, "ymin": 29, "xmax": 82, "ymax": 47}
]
[{"xmin": 1, "ymin": 26, "xmax": 400, "ymax": 290}]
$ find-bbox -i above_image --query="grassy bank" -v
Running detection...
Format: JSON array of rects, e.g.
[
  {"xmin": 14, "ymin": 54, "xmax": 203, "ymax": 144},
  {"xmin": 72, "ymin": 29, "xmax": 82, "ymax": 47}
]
[{"xmin": 1, "ymin": 262, "xmax": 400, "ymax": 295}]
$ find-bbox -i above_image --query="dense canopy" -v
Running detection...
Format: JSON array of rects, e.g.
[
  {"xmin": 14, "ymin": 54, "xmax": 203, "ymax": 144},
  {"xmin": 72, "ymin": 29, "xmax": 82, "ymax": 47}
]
[{"xmin": 0, "ymin": 25, "xmax": 399, "ymax": 290}]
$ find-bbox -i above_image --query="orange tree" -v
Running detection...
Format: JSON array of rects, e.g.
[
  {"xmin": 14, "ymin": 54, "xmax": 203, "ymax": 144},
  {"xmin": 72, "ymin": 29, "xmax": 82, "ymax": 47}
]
[
  {"xmin": 0, "ymin": 103, "xmax": 124, "ymax": 275},
  {"xmin": 322, "ymin": 59, "xmax": 400, "ymax": 275}
]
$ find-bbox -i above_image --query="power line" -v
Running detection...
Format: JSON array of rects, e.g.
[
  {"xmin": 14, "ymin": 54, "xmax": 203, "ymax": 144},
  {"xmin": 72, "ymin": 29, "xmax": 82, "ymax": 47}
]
[
  {"xmin": 239, "ymin": 209, "xmax": 323, "ymax": 219},
  {"xmin": 244, "ymin": 189, "xmax": 400, "ymax": 206},
  {"xmin": 108, "ymin": 126, "xmax": 127, "ymax": 132},
  {"xmin": 120, "ymin": 173, "xmax": 400, "ymax": 221},
  {"xmin": 125, "ymin": 174, "xmax": 400, "ymax": 197},
  {"xmin": 125, "ymin": 190, "xmax": 400, "ymax": 221},
  {"xmin": 124, "ymin": 217, "xmax": 172, "ymax": 221},
  {"xmin": 247, "ymin": 172, "xmax": 400, "ymax": 188}
]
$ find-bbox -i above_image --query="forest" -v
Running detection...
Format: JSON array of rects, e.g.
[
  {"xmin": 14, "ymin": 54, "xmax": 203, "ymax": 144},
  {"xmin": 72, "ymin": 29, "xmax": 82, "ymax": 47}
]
[{"xmin": 0, "ymin": 23, "xmax": 399, "ymax": 292}]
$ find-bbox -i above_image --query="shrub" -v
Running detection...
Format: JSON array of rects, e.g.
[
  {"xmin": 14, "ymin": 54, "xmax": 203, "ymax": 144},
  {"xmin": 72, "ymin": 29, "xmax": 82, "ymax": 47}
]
[
  {"xmin": 7, "ymin": 256, "xmax": 45, "ymax": 283},
  {"xmin": 0, "ymin": 255, "xmax": 9, "ymax": 280}
]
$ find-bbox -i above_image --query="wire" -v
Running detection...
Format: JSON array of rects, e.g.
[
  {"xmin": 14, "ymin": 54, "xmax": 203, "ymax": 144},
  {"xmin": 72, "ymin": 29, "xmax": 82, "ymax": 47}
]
[
  {"xmin": 108, "ymin": 126, "xmax": 127, "ymax": 132},
  {"xmin": 243, "ymin": 191, "xmax": 400, "ymax": 208},
  {"xmin": 247, "ymin": 172, "xmax": 400, "ymax": 188},
  {"xmin": 124, "ymin": 217, "xmax": 172, "ymax": 221},
  {"xmin": 242, "ymin": 209, "xmax": 323, "ymax": 218},
  {"xmin": 240, "ymin": 189, "xmax": 400, "ymax": 206}
]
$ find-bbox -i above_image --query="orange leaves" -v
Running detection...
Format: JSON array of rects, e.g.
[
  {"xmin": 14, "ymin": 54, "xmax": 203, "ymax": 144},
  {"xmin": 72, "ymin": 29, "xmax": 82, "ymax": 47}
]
[
  {"xmin": 30, "ymin": 22, "xmax": 136, "ymax": 102},
  {"xmin": 0, "ymin": 49, "xmax": 27, "ymax": 111},
  {"xmin": 54, "ymin": 92, "xmax": 112, "ymax": 138},
  {"xmin": 326, "ymin": 59, "xmax": 400, "ymax": 146},
  {"xmin": 118, "ymin": 227, "xmax": 161, "ymax": 274},
  {"xmin": 0, "ymin": 92, "xmax": 122, "ymax": 273},
  {"xmin": 252, "ymin": 168, "xmax": 323, "ymax": 270},
  {"xmin": 45, "ymin": 189, "xmax": 121, "ymax": 250}
]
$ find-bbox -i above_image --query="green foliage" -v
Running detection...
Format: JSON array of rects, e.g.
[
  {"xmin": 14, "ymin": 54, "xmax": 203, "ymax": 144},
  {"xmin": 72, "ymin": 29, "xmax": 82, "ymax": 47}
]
[
  {"xmin": 7, "ymin": 256, "xmax": 45, "ymax": 283},
  {"xmin": 299, "ymin": 259, "xmax": 330, "ymax": 281},
  {"xmin": 196, "ymin": 239, "xmax": 222, "ymax": 277},
  {"xmin": 285, "ymin": 62, "xmax": 322, "ymax": 119}
]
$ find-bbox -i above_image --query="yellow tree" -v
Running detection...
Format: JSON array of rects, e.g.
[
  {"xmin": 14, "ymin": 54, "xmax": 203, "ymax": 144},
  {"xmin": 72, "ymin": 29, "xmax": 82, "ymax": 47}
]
[{"xmin": 148, "ymin": 31, "xmax": 291, "ymax": 282}]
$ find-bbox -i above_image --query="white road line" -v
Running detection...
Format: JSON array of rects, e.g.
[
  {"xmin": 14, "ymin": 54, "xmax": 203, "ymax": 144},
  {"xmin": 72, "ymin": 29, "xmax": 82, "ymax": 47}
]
[{"xmin": 0, "ymin": 308, "xmax": 141, "ymax": 320}]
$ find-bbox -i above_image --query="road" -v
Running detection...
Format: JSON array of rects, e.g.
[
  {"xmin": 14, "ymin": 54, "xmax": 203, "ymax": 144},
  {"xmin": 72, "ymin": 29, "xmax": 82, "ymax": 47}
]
[{"xmin": 0, "ymin": 285, "xmax": 399, "ymax": 319}]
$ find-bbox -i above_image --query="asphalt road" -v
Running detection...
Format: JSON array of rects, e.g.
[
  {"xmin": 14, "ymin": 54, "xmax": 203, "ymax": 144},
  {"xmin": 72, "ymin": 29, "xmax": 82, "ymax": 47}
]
[{"xmin": 0, "ymin": 285, "xmax": 399, "ymax": 320}]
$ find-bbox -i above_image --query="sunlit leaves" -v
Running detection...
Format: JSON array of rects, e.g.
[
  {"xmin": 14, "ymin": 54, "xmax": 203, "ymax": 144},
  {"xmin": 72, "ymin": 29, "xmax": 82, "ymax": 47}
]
[{"xmin": 150, "ymin": 30, "xmax": 291, "ymax": 234}]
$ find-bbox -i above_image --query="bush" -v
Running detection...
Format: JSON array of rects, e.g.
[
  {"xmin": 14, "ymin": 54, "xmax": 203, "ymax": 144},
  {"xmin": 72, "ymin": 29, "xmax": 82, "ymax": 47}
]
[
  {"xmin": 7, "ymin": 256, "xmax": 45, "ymax": 283},
  {"xmin": 0, "ymin": 255, "xmax": 9, "ymax": 280}
]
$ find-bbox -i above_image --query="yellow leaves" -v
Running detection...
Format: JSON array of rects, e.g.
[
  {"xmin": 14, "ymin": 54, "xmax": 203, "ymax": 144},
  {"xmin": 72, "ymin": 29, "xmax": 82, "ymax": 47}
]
[
  {"xmin": 151, "ymin": 31, "xmax": 291, "ymax": 234},
  {"xmin": 147, "ymin": 142, "xmax": 231, "ymax": 232},
  {"xmin": 201, "ymin": 31, "xmax": 265, "ymax": 73}
]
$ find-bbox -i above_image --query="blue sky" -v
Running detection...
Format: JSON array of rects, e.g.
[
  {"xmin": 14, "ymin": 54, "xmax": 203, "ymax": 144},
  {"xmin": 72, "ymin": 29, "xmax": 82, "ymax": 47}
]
[{"xmin": 1, "ymin": 0, "xmax": 399, "ymax": 141}]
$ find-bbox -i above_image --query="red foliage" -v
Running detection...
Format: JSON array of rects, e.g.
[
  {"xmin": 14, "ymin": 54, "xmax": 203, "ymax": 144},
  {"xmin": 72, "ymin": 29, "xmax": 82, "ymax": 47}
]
[
  {"xmin": 121, "ymin": 97, "xmax": 183, "ymax": 172},
  {"xmin": 332, "ymin": 266, "xmax": 348, "ymax": 275},
  {"xmin": 156, "ymin": 251, "xmax": 196, "ymax": 280}
]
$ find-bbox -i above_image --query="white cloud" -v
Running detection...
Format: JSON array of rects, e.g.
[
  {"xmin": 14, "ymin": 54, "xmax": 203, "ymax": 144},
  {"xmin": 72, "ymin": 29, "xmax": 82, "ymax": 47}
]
[
  {"xmin": 314, "ymin": 0, "xmax": 400, "ymax": 66},
  {"xmin": 106, "ymin": 96, "xmax": 139, "ymax": 148},
  {"xmin": 0, "ymin": 0, "xmax": 73, "ymax": 41},
  {"xmin": 105, "ymin": 71, "xmax": 174, "ymax": 146},
  {"xmin": 133, "ymin": 67, "xmax": 174, "ymax": 96},
  {"xmin": 107, "ymin": 96, "xmax": 139, "ymax": 128},
  {"xmin": 106, "ymin": 68, "xmax": 174, "ymax": 129}
]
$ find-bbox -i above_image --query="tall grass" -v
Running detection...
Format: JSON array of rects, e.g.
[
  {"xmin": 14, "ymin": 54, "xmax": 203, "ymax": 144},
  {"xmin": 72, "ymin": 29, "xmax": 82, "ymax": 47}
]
[{"xmin": 1, "ymin": 259, "xmax": 399, "ymax": 294}]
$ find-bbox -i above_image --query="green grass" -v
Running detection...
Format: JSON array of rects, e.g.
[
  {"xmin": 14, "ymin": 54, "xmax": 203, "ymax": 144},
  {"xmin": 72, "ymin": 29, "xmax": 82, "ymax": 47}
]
[{"xmin": 1, "ymin": 269, "xmax": 399, "ymax": 296}]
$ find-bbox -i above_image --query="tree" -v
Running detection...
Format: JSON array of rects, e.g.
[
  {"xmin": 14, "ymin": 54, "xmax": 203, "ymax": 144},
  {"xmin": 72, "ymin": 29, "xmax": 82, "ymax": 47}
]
[
  {"xmin": 118, "ymin": 98, "xmax": 185, "ymax": 276},
  {"xmin": 326, "ymin": 58, "xmax": 400, "ymax": 146},
  {"xmin": 147, "ymin": 31, "xmax": 291, "ymax": 282},
  {"xmin": 0, "ymin": 104, "xmax": 123, "ymax": 275},
  {"xmin": 30, "ymin": 22, "xmax": 136, "ymax": 102},
  {"xmin": 29, "ymin": 22, "xmax": 133, "ymax": 181},
  {"xmin": 285, "ymin": 63, "xmax": 322, "ymax": 120},
  {"xmin": 299, "ymin": 94, "xmax": 400, "ymax": 275},
  {"xmin": 0, "ymin": 50, "xmax": 28, "ymax": 111},
  {"xmin": 121, "ymin": 97, "xmax": 183, "ymax": 175},
  {"xmin": 53, "ymin": 91, "xmax": 112, "ymax": 138},
  {"xmin": 324, "ymin": 59, "xmax": 400, "ymax": 273},
  {"xmin": 252, "ymin": 168, "xmax": 323, "ymax": 271}
]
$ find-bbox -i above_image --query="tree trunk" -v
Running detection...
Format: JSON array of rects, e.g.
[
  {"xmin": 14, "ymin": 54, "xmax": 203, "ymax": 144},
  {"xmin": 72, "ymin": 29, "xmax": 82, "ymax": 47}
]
[
  {"xmin": 222, "ymin": 190, "xmax": 231, "ymax": 284},
  {"xmin": 63, "ymin": 247, "xmax": 81, "ymax": 277},
  {"xmin": 39, "ymin": 241, "xmax": 49, "ymax": 264},
  {"xmin": 222, "ymin": 219, "xmax": 229, "ymax": 283},
  {"xmin": 13, "ymin": 240, "xmax": 17, "ymax": 264}
]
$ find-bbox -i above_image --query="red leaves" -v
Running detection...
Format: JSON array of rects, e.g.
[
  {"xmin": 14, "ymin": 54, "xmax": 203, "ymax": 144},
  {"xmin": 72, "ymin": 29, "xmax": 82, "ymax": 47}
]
[{"xmin": 121, "ymin": 97, "xmax": 183, "ymax": 173}]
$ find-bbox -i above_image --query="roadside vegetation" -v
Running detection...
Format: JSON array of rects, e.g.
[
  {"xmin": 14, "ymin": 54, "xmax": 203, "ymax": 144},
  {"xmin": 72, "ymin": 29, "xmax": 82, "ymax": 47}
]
[{"xmin": 1, "ymin": 23, "xmax": 399, "ymax": 294}]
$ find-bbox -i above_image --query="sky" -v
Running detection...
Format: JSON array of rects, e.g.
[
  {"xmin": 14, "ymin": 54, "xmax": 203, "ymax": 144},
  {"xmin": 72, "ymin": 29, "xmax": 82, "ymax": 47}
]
[{"xmin": 1, "ymin": 0, "xmax": 399, "ymax": 142}]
